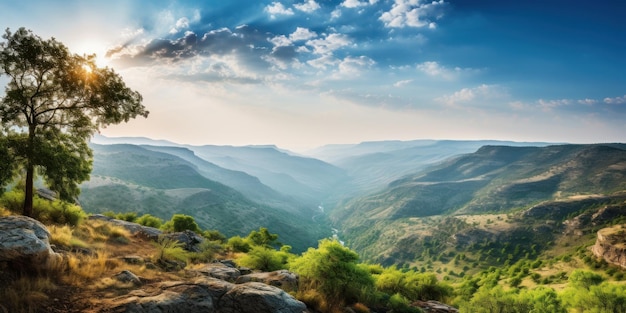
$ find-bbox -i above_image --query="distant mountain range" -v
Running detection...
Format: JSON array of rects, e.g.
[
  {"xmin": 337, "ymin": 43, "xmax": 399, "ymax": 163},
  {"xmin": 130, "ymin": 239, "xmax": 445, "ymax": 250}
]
[{"xmin": 83, "ymin": 136, "xmax": 626, "ymax": 262}]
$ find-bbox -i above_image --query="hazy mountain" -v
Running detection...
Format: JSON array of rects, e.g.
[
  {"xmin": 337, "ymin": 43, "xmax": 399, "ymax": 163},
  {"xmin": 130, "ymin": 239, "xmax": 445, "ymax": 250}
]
[
  {"xmin": 332, "ymin": 143, "xmax": 626, "ymax": 263},
  {"xmin": 307, "ymin": 140, "xmax": 554, "ymax": 196},
  {"xmin": 79, "ymin": 144, "xmax": 329, "ymax": 251}
]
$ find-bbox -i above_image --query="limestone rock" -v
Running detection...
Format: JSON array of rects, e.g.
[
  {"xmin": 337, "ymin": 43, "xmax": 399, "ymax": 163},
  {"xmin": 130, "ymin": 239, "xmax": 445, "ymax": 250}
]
[
  {"xmin": 110, "ymin": 278, "xmax": 231, "ymax": 313},
  {"xmin": 236, "ymin": 270, "xmax": 299, "ymax": 293},
  {"xmin": 0, "ymin": 215, "xmax": 61, "ymax": 270},
  {"xmin": 193, "ymin": 263, "xmax": 241, "ymax": 282},
  {"xmin": 591, "ymin": 224, "xmax": 626, "ymax": 268},
  {"xmin": 218, "ymin": 282, "xmax": 307, "ymax": 313}
]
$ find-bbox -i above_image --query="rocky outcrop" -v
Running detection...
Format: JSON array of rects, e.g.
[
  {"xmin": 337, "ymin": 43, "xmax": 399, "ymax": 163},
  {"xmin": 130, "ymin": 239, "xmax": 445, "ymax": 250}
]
[
  {"xmin": 88, "ymin": 214, "xmax": 163, "ymax": 240},
  {"xmin": 219, "ymin": 282, "xmax": 307, "ymax": 313},
  {"xmin": 592, "ymin": 225, "xmax": 626, "ymax": 268},
  {"xmin": 236, "ymin": 270, "xmax": 299, "ymax": 293},
  {"xmin": 0, "ymin": 215, "xmax": 62, "ymax": 270},
  {"xmin": 413, "ymin": 300, "xmax": 459, "ymax": 313},
  {"xmin": 109, "ymin": 277, "xmax": 307, "ymax": 313}
]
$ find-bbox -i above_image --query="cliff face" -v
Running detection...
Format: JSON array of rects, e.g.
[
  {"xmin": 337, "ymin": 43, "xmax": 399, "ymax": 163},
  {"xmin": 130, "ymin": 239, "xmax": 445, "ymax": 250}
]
[{"xmin": 592, "ymin": 225, "xmax": 626, "ymax": 268}]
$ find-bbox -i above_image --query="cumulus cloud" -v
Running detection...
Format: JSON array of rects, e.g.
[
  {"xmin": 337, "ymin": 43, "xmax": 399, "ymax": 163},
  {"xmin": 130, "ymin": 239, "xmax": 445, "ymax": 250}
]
[
  {"xmin": 342, "ymin": 0, "xmax": 379, "ymax": 8},
  {"xmin": 604, "ymin": 95, "xmax": 626, "ymax": 104},
  {"xmin": 170, "ymin": 17, "xmax": 190, "ymax": 34},
  {"xmin": 290, "ymin": 27, "xmax": 317, "ymax": 41},
  {"xmin": 537, "ymin": 98, "xmax": 571, "ymax": 111},
  {"xmin": 578, "ymin": 98, "xmax": 598, "ymax": 105},
  {"xmin": 306, "ymin": 33, "xmax": 352, "ymax": 55},
  {"xmin": 337, "ymin": 56, "xmax": 376, "ymax": 76},
  {"xmin": 265, "ymin": 2, "xmax": 294, "ymax": 17},
  {"xmin": 294, "ymin": 0, "xmax": 320, "ymax": 13},
  {"xmin": 436, "ymin": 84, "xmax": 507, "ymax": 107},
  {"xmin": 417, "ymin": 61, "xmax": 475, "ymax": 80},
  {"xmin": 380, "ymin": 0, "xmax": 446, "ymax": 28}
]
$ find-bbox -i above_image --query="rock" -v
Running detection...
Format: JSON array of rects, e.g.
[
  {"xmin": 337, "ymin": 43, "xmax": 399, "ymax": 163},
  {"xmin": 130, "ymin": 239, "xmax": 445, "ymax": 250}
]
[
  {"xmin": 162, "ymin": 230, "xmax": 205, "ymax": 252},
  {"xmin": 88, "ymin": 214, "xmax": 162, "ymax": 240},
  {"xmin": 413, "ymin": 300, "xmax": 459, "ymax": 313},
  {"xmin": 119, "ymin": 255, "xmax": 145, "ymax": 265},
  {"xmin": 110, "ymin": 277, "xmax": 231, "ymax": 313},
  {"xmin": 114, "ymin": 270, "xmax": 142, "ymax": 286},
  {"xmin": 219, "ymin": 282, "xmax": 307, "ymax": 313},
  {"xmin": 591, "ymin": 224, "xmax": 626, "ymax": 268},
  {"xmin": 236, "ymin": 270, "xmax": 299, "ymax": 293},
  {"xmin": 0, "ymin": 215, "xmax": 61, "ymax": 270},
  {"xmin": 193, "ymin": 263, "xmax": 241, "ymax": 282}
]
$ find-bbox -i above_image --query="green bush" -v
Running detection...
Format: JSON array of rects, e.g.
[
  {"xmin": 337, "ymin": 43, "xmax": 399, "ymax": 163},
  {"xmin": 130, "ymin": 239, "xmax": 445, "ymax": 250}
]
[
  {"xmin": 227, "ymin": 235, "xmax": 251, "ymax": 253},
  {"xmin": 236, "ymin": 246, "xmax": 286, "ymax": 271},
  {"xmin": 136, "ymin": 214, "xmax": 163, "ymax": 228},
  {"xmin": 162, "ymin": 214, "xmax": 201, "ymax": 233}
]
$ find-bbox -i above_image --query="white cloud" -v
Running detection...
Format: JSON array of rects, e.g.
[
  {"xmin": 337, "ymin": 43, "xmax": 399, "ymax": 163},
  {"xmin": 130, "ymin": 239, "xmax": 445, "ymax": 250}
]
[
  {"xmin": 269, "ymin": 34, "xmax": 292, "ymax": 47},
  {"xmin": 337, "ymin": 56, "xmax": 376, "ymax": 76},
  {"xmin": 604, "ymin": 95, "xmax": 626, "ymax": 104},
  {"xmin": 436, "ymin": 84, "xmax": 507, "ymax": 106},
  {"xmin": 294, "ymin": 0, "xmax": 321, "ymax": 13},
  {"xmin": 537, "ymin": 99, "xmax": 571, "ymax": 111},
  {"xmin": 342, "ymin": 0, "xmax": 379, "ymax": 8},
  {"xmin": 290, "ymin": 27, "xmax": 317, "ymax": 41},
  {"xmin": 307, "ymin": 55, "xmax": 340, "ymax": 70},
  {"xmin": 578, "ymin": 98, "xmax": 598, "ymax": 105},
  {"xmin": 265, "ymin": 2, "xmax": 294, "ymax": 17},
  {"xmin": 331, "ymin": 8, "xmax": 342, "ymax": 19},
  {"xmin": 169, "ymin": 17, "xmax": 189, "ymax": 34},
  {"xmin": 417, "ymin": 61, "xmax": 476, "ymax": 80},
  {"xmin": 306, "ymin": 33, "xmax": 352, "ymax": 55},
  {"xmin": 380, "ymin": 0, "xmax": 446, "ymax": 28},
  {"xmin": 394, "ymin": 79, "xmax": 413, "ymax": 87}
]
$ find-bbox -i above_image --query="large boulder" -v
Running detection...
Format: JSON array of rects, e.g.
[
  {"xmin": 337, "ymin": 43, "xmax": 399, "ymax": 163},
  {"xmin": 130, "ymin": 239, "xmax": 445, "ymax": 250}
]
[
  {"xmin": 236, "ymin": 270, "xmax": 299, "ymax": 293},
  {"xmin": 162, "ymin": 230, "xmax": 205, "ymax": 252},
  {"xmin": 218, "ymin": 282, "xmax": 307, "ymax": 313},
  {"xmin": 0, "ymin": 215, "xmax": 61, "ymax": 270},
  {"xmin": 110, "ymin": 277, "xmax": 231, "ymax": 313}
]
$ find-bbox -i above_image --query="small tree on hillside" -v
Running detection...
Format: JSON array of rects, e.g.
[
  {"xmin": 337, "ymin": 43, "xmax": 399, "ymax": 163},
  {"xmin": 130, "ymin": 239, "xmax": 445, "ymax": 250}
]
[{"xmin": 0, "ymin": 28, "xmax": 148, "ymax": 216}]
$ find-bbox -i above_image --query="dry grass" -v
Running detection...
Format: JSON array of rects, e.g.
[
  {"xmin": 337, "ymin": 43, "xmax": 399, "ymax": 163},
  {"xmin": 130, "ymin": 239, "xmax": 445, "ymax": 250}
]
[{"xmin": 0, "ymin": 276, "xmax": 57, "ymax": 313}]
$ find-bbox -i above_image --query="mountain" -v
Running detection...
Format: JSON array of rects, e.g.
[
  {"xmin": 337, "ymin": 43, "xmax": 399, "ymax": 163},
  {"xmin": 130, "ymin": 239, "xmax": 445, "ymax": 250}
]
[
  {"xmin": 307, "ymin": 140, "xmax": 554, "ymax": 197},
  {"xmin": 79, "ymin": 144, "xmax": 329, "ymax": 252},
  {"xmin": 332, "ymin": 143, "xmax": 626, "ymax": 264}
]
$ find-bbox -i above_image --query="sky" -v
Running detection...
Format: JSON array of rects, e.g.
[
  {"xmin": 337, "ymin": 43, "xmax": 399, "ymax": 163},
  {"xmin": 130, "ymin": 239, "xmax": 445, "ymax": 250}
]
[{"xmin": 1, "ymin": 0, "xmax": 625, "ymax": 152}]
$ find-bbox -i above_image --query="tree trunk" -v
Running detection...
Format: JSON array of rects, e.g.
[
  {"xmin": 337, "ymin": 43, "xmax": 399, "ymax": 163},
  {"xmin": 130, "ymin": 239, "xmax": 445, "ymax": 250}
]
[{"xmin": 23, "ymin": 163, "xmax": 34, "ymax": 217}]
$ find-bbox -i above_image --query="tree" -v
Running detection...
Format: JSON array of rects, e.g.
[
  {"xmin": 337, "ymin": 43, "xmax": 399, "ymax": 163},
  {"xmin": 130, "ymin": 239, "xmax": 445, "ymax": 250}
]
[
  {"xmin": 162, "ymin": 214, "xmax": 201, "ymax": 233},
  {"xmin": 0, "ymin": 28, "xmax": 148, "ymax": 216}
]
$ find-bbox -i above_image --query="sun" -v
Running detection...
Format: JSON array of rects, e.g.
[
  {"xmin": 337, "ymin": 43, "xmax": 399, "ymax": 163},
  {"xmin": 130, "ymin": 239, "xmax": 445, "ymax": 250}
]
[{"xmin": 74, "ymin": 40, "xmax": 111, "ymax": 68}]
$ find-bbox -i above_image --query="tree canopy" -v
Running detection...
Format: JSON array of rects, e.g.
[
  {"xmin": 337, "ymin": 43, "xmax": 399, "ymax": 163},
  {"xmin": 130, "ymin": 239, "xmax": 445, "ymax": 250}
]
[{"xmin": 0, "ymin": 27, "xmax": 148, "ymax": 216}]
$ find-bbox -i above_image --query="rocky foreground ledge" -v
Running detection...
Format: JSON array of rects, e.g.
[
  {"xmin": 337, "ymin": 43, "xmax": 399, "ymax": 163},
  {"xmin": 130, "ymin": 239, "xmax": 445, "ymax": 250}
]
[{"xmin": 0, "ymin": 215, "xmax": 459, "ymax": 313}]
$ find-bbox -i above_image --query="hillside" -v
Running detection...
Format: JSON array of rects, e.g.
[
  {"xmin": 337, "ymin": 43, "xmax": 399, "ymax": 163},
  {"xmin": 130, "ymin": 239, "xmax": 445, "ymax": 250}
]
[
  {"xmin": 332, "ymin": 144, "xmax": 626, "ymax": 265},
  {"xmin": 79, "ymin": 144, "xmax": 329, "ymax": 252}
]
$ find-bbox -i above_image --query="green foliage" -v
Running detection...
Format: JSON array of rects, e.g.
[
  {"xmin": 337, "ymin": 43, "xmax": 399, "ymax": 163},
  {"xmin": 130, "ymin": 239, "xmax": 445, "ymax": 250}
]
[
  {"xmin": 290, "ymin": 239, "xmax": 375, "ymax": 312},
  {"xmin": 388, "ymin": 293, "xmax": 422, "ymax": 313},
  {"xmin": 460, "ymin": 286, "xmax": 567, "ymax": 313},
  {"xmin": 0, "ymin": 27, "xmax": 148, "ymax": 216},
  {"xmin": 153, "ymin": 236, "xmax": 189, "ymax": 264},
  {"xmin": 202, "ymin": 229, "xmax": 226, "ymax": 243},
  {"xmin": 246, "ymin": 227, "xmax": 281, "ymax": 248},
  {"xmin": 227, "ymin": 235, "xmax": 251, "ymax": 253},
  {"xmin": 567, "ymin": 269, "xmax": 605, "ymax": 289},
  {"xmin": 161, "ymin": 214, "xmax": 201, "ymax": 233},
  {"xmin": 0, "ymin": 189, "xmax": 85, "ymax": 225},
  {"xmin": 236, "ymin": 246, "xmax": 289, "ymax": 272},
  {"xmin": 189, "ymin": 239, "xmax": 223, "ymax": 264},
  {"xmin": 136, "ymin": 213, "xmax": 163, "ymax": 228}
]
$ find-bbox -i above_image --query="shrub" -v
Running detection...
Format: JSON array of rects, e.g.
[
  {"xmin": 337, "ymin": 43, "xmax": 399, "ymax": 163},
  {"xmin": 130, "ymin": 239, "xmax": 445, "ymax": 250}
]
[
  {"xmin": 227, "ymin": 235, "xmax": 251, "ymax": 253},
  {"xmin": 237, "ymin": 246, "xmax": 286, "ymax": 271},
  {"xmin": 162, "ymin": 214, "xmax": 201, "ymax": 233},
  {"xmin": 136, "ymin": 214, "xmax": 163, "ymax": 228}
]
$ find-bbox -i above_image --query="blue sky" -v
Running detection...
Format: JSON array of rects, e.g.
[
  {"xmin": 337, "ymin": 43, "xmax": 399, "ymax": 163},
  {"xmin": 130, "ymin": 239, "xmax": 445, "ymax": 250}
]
[{"xmin": 1, "ymin": 0, "xmax": 625, "ymax": 151}]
